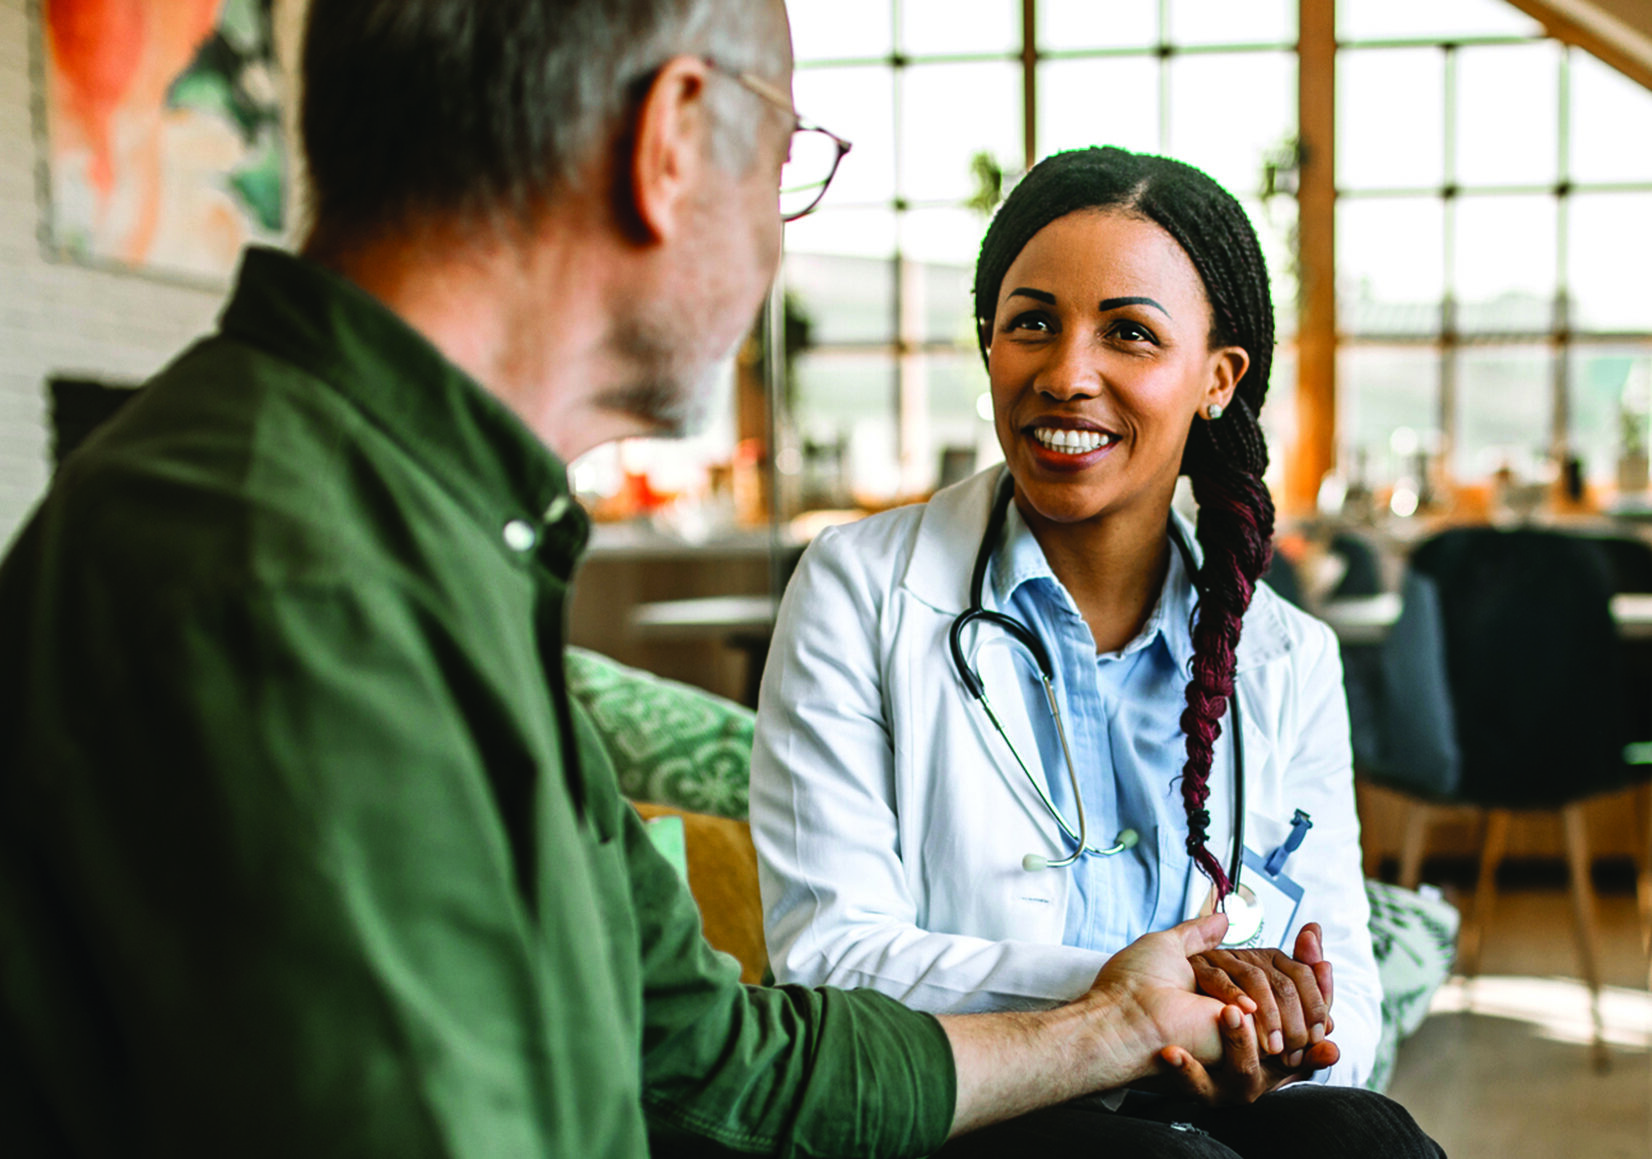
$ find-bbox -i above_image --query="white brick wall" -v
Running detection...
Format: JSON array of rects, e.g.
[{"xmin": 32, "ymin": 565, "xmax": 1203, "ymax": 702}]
[{"xmin": 0, "ymin": 0, "xmax": 305, "ymax": 549}]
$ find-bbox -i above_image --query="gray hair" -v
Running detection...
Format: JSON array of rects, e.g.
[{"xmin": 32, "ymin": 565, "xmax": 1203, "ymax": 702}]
[{"xmin": 300, "ymin": 0, "xmax": 783, "ymax": 239}]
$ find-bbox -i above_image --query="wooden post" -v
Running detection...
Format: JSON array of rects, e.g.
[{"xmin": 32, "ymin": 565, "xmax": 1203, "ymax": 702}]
[
  {"xmin": 1292, "ymin": 0, "xmax": 1337, "ymax": 513},
  {"xmin": 1022, "ymin": 0, "xmax": 1038, "ymax": 171}
]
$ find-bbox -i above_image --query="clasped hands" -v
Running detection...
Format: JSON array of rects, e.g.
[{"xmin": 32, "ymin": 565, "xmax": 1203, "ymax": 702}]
[
  {"xmin": 1164, "ymin": 920, "xmax": 1340, "ymax": 1104},
  {"xmin": 1085, "ymin": 913, "xmax": 1338, "ymax": 1108}
]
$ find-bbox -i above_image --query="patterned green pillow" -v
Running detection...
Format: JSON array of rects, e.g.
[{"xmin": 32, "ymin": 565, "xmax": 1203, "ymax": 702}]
[
  {"xmin": 1362, "ymin": 880, "xmax": 1460, "ymax": 1093},
  {"xmin": 565, "ymin": 647, "xmax": 755, "ymax": 819}
]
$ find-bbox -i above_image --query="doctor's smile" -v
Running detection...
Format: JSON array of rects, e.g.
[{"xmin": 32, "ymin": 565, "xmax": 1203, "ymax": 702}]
[{"xmin": 1025, "ymin": 418, "xmax": 1121, "ymax": 469}]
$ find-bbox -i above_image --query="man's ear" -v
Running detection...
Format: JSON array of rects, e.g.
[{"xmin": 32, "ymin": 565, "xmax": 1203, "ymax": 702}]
[
  {"xmin": 1204, "ymin": 345, "xmax": 1249, "ymax": 415},
  {"xmin": 626, "ymin": 56, "xmax": 713, "ymax": 244}
]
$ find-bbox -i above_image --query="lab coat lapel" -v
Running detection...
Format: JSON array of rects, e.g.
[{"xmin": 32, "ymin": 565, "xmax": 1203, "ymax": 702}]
[
  {"xmin": 903, "ymin": 468, "xmax": 1064, "ymax": 845},
  {"xmin": 960, "ymin": 628, "xmax": 1064, "ymax": 845},
  {"xmin": 902, "ymin": 467, "xmax": 1003, "ymax": 615}
]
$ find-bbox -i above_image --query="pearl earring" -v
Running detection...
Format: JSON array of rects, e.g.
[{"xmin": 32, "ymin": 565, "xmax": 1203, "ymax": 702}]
[{"xmin": 1206, "ymin": 402, "xmax": 1224, "ymax": 421}]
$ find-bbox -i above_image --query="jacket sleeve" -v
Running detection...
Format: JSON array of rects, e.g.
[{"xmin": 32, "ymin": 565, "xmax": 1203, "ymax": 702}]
[
  {"xmin": 752, "ymin": 525, "xmax": 1109, "ymax": 1014},
  {"xmin": 619, "ymin": 794, "xmax": 957, "ymax": 1158},
  {"xmin": 1276, "ymin": 617, "xmax": 1382, "ymax": 1089}
]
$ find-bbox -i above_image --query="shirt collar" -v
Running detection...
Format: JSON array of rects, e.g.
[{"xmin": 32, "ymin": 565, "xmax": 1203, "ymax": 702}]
[
  {"xmin": 991, "ymin": 500, "xmax": 1199, "ymax": 665},
  {"xmin": 217, "ymin": 247, "xmax": 587, "ymax": 572}
]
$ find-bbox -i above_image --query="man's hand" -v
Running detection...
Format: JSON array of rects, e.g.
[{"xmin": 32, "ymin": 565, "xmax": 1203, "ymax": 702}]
[
  {"xmin": 938, "ymin": 913, "xmax": 1233, "ymax": 1138},
  {"xmin": 1081, "ymin": 913, "xmax": 1236, "ymax": 1074},
  {"xmin": 1187, "ymin": 922, "xmax": 1335, "ymax": 1067}
]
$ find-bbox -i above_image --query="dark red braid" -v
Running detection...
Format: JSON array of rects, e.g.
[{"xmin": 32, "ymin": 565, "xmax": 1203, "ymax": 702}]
[
  {"xmin": 974, "ymin": 147, "xmax": 1278, "ymax": 900},
  {"xmin": 1179, "ymin": 401, "xmax": 1276, "ymax": 896}
]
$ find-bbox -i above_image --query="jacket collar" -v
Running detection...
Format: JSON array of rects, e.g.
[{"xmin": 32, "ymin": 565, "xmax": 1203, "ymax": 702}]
[
  {"xmin": 900, "ymin": 465, "xmax": 1293, "ymax": 673},
  {"xmin": 217, "ymin": 247, "xmax": 587, "ymax": 573}
]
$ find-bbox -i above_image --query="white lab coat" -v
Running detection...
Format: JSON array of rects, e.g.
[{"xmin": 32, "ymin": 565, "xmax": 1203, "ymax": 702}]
[{"xmin": 751, "ymin": 466, "xmax": 1379, "ymax": 1088}]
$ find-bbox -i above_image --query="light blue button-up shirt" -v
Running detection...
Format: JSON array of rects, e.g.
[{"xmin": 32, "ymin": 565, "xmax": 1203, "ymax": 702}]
[{"xmin": 992, "ymin": 501, "xmax": 1202, "ymax": 951}]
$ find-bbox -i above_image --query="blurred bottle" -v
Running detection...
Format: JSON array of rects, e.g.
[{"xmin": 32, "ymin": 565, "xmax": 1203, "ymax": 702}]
[
  {"xmin": 1565, "ymin": 454, "xmax": 1585, "ymax": 502},
  {"xmin": 1343, "ymin": 447, "xmax": 1374, "ymax": 524}
]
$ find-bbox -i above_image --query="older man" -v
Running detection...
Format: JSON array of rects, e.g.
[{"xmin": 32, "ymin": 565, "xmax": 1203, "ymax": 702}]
[{"xmin": 0, "ymin": 3, "xmax": 1261, "ymax": 1155}]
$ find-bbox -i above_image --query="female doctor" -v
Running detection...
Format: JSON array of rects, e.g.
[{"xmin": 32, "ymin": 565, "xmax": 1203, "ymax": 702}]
[{"xmin": 752, "ymin": 148, "xmax": 1439, "ymax": 1156}]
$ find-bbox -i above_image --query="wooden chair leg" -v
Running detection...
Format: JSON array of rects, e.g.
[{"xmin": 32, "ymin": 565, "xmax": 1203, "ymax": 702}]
[
  {"xmin": 1636, "ymin": 781, "xmax": 1652, "ymax": 961},
  {"xmin": 1458, "ymin": 809, "xmax": 1509, "ymax": 980},
  {"xmin": 1360, "ymin": 809, "xmax": 1383, "ymax": 880},
  {"xmin": 1398, "ymin": 801, "xmax": 1431, "ymax": 891},
  {"xmin": 1561, "ymin": 802, "xmax": 1610, "ymax": 1071}
]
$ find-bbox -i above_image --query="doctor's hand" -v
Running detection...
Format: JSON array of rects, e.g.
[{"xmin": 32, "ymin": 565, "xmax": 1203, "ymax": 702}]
[
  {"xmin": 1156, "ymin": 998, "xmax": 1340, "ymax": 1105},
  {"xmin": 1187, "ymin": 922, "xmax": 1336, "ymax": 1069}
]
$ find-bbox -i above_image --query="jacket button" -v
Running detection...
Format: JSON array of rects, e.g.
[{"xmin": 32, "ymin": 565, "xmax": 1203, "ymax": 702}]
[{"xmin": 503, "ymin": 519, "xmax": 537, "ymax": 552}]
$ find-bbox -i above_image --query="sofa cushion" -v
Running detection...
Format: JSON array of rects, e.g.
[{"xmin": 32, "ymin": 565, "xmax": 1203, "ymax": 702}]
[
  {"xmin": 633, "ymin": 800, "xmax": 768, "ymax": 985},
  {"xmin": 1363, "ymin": 880, "xmax": 1460, "ymax": 1092},
  {"xmin": 567, "ymin": 647, "xmax": 753, "ymax": 819}
]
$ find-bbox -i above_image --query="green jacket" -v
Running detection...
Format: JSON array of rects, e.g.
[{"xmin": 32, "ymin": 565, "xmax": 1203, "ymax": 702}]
[{"xmin": 0, "ymin": 249, "xmax": 955, "ymax": 1157}]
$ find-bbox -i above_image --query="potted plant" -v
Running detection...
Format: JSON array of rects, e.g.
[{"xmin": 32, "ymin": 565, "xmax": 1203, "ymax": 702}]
[{"xmin": 1618, "ymin": 401, "xmax": 1648, "ymax": 495}]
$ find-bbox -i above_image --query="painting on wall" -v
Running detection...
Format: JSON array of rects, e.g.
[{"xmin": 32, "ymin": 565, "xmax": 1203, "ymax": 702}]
[{"xmin": 34, "ymin": 0, "xmax": 285, "ymax": 284}]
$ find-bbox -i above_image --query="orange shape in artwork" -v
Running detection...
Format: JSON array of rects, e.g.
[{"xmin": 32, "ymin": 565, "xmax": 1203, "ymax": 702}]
[{"xmin": 46, "ymin": 0, "xmax": 145, "ymax": 198}]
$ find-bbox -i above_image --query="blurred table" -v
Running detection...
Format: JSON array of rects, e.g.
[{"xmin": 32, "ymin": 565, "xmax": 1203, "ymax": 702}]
[
  {"xmin": 628, "ymin": 595, "xmax": 781, "ymax": 707},
  {"xmin": 628, "ymin": 595, "xmax": 778, "ymax": 641},
  {"xmin": 570, "ymin": 524, "xmax": 792, "ymax": 706},
  {"xmin": 1320, "ymin": 592, "xmax": 1652, "ymax": 644},
  {"xmin": 1316, "ymin": 593, "xmax": 1402, "ymax": 646}
]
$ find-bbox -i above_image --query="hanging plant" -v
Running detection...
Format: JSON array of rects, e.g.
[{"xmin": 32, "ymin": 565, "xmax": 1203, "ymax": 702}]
[{"xmin": 966, "ymin": 151, "xmax": 1021, "ymax": 217}]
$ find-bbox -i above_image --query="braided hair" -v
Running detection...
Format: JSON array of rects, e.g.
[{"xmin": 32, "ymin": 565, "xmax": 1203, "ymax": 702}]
[{"xmin": 973, "ymin": 146, "xmax": 1276, "ymax": 899}]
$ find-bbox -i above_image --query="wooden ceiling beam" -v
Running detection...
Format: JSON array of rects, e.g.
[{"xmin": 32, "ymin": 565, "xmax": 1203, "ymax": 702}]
[{"xmin": 1503, "ymin": 0, "xmax": 1652, "ymax": 92}]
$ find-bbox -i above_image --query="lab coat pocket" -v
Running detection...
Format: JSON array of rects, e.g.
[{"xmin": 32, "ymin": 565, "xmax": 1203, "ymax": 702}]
[
  {"xmin": 1243, "ymin": 811, "xmax": 1293, "ymax": 865},
  {"xmin": 943, "ymin": 833, "xmax": 1065, "ymax": 943}
]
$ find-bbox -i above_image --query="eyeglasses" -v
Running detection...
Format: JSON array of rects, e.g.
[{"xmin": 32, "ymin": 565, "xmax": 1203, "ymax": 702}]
[{"xmin": 701, "ymin": 57, "xmax": 853, "ymax": 222}]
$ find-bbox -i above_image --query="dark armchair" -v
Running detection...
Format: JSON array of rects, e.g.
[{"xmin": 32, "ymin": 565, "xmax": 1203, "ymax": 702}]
[{"xmin": 1353, "ymin": 526, "xmax": 1652, "ymax": 1068}]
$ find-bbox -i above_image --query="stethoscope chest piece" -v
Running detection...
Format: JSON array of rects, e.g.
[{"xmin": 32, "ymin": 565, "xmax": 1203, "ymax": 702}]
[{"xmin": 1205, "ymin": 882, "xmax": 1265, "ymax": 948}]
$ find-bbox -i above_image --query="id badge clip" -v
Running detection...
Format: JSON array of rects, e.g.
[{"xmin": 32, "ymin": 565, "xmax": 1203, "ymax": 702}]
[{"xmin": 1200, "ymin": 810, "xmax": 1312, "ymax": 950}]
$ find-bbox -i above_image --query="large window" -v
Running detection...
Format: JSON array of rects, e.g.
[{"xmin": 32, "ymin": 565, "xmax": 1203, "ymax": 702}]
[{"xmin": 1335, "ymin": 0, "xmax": 1652, "ymax": 493}]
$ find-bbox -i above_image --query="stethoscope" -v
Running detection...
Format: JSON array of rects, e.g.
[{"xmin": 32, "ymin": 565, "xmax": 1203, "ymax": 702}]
[{"xmin": 947, "ymin": 473, "xmax": 1246, "ymax": 903}]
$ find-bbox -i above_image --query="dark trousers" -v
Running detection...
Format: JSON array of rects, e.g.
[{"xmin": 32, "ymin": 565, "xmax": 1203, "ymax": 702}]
[{"xmin": 934, "ymin": 1084, "xmax": 1445, "ymax": 1159}]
